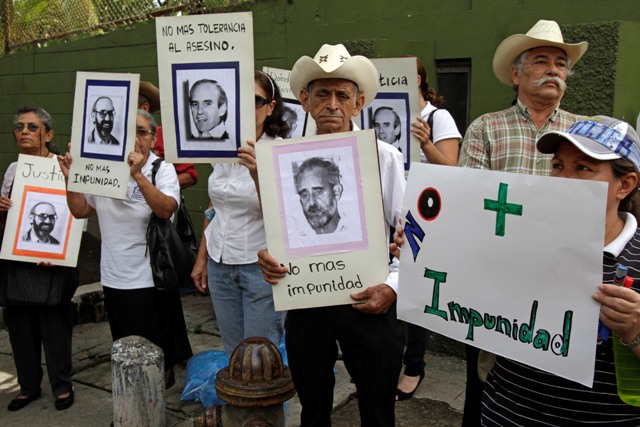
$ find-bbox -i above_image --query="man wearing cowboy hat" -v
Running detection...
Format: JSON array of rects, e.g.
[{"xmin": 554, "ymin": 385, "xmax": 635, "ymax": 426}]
[
  {"xmin": 138, "ymin": 81, "xmax": 199, "ymax": 190},
  {"xmin": 457, "ymin": 20, "xmax": 588, "ymax": 425},
  {"xmin": 258, "ymin": 44, "xmax": 405, "ymax": 426}
]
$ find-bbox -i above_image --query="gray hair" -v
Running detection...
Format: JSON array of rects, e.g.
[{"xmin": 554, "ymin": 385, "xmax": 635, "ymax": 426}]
[
  {"xmin": 137, "ymin": 109, "xmax": 157, "ymax": 135},
  {"xmin": 513, "ymin": 50, "xmax": 574, "ymax": 79},
  {"xmin": 294, "ymin": 157, "xmax": 341, "ymax": 188},
  {"xmin": 13, "ymin": 105, "xmax": 54, "ymax": 132}
]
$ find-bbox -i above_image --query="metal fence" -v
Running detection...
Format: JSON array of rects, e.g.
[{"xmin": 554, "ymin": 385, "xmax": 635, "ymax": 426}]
[{"xmin": 1, "ymin": 0, "xmax": 249, "ymax": 57}]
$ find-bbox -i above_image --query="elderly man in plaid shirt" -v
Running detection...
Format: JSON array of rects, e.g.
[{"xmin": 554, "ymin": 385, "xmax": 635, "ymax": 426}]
[{"xmin": 457, "ymin": 19, "xmax": 588, "ymax": 425}]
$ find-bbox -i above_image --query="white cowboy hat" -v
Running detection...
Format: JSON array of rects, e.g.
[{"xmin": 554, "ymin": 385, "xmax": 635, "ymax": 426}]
[
  {"xmin": 492, "ymin": 20, "xmax": 588, "ymax": 86},
  {"xmin": 289, "ymin": 44, "xmax": 379, "ymax": 108}
]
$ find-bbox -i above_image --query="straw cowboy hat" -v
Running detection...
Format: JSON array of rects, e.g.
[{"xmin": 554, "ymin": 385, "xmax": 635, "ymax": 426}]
[
  {"xmin": 290, "ymin": 44, "xmax": 379, "ymax": 108},
  {"xmin": 139, "ymin": 81, "xmax": 161, "ymax": 113},
  {"xmin": 493, "ymin": 20, "xmax": 588, "ymax": 86}
]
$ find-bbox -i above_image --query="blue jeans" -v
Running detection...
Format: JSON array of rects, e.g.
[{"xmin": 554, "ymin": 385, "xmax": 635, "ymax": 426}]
[{"xmin": 207, "ymin": 259, "xmax": 285, "ymax": 356}]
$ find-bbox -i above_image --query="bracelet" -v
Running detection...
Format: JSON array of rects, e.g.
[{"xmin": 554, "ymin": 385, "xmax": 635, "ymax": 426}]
[{"xmin": 618, "ymin": 333, "xmax": 640, "ymax": 349}]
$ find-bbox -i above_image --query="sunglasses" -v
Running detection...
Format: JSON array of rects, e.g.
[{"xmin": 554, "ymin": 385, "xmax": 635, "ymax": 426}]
[
  {"xmin": 34, "ymin": 214, "xmax": 57, "ymax": 222},
  {"xmin": 13, "ymin": 123, "xmax": 41, "ymax": 132},
  {"xmin": 95, "ymin": 110, "xmax": 115, "ymax": 118},
  {"xmin": 255, "ymin": 95, "xmax": 272, "ymax": 109},
  {"xmin": 136, "ymin": 128, "xmax": 154, "ymax": 138}
]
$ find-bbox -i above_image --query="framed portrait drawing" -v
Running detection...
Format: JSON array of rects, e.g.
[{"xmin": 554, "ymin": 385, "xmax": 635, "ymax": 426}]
[
  {"xmin": 363, "ymin": 57, "xmax": 421, "ymax": 171},
  {"xmin": 156, "ymin": 12, "xmax": 255, "ymax": 164},
  {"xmin": 69, "ymin": 72, "xmax": 138, "ymax": 200},
  {"xmin": 0, "ymin": 155, "xmax": 85, "ymax": 266},
  {"xmin": 172, "ymin": 62, "xmax": 239, "ymax": 158},
  {"xmin": 81, "ymin": 80, "xmax": 130, "ymax": 161},
  {"xmin": 256, "ymin": 130, "xmax": 389, "ymax": 310},
  {"xmin": 362, "ymin": 93, "xmax": 411, "ymax": 167}
]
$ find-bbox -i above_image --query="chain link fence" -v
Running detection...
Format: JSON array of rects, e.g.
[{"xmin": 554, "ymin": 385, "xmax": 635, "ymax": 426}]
[{"xmin": 1, "ymin": 0, "xmax": 250, "ymax": 57}]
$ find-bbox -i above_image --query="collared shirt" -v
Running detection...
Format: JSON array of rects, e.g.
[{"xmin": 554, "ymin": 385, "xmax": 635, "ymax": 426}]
[
  {"xmin": 205, "ymin": 134, "xmax": 276, "ymax": 265},
  {"xmin": 192, "ymin": 122, "xmax": 229, "ymax": 140},
  {"xmin": 458, "ymin": 98, "xmax": 581, "ymax": 175},
  {"xmin": 352, "ymin": 123, "xmax": 406, "ymax": 293},
  {"xmin": 87, "ymin": 128, "xmax": 120, "ymax": 145}
]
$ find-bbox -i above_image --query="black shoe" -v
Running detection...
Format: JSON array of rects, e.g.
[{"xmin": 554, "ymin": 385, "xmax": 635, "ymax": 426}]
[
  {"xmin": 396, "ymin": 372, "xmax": 425, "ymax": 401},
  {"xmin": 54, "ymin": 390, "xmax": 74, "ymax": 411},
  {"xmin": 8, "ymin": 393, "xmax": 40, "ymax": 411},
  {"xmin": 165, "ymin": 368, "xmax": 175, "ymax": 390}
]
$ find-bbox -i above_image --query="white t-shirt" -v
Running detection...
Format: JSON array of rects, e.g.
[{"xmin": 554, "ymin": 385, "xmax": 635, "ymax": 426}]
[
  {"xmin": 84, "ymin": 153, "xmax": 180, "ymax": 290},
  {"xmin": 353, "ymin": 123, "xmax": 406, "ymax": 292},
  {"xmin": 419, "ymin": 102, "xmax": 462, "ymax": 163},
  {"xmin": 205, "ymin": 134, "xmax": 278, "ymax": 264},
  {"xmin": 1, "ymin": 162, "xmax": 17, "ymax": 198}
]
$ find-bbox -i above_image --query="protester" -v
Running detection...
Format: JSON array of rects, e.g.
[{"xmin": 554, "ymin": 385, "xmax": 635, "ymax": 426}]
[
  {"xmin": 0, "ymin": 105, "xmax": 78, "ymax": 411},
  {"xmin": 456, "ymin": 19, "xmax": 588, "ymax": 423},
  {"xmin": 139, "ymin": 81, "xmax": 199, "ymax": 295},
  {"xmin": 478, "ymin": 116, "xmax": 640, "ymax": 424},
  {"xmin": 257, "ymin": 44, "xmax": 405, "ymax": 426},
  {"xmin": 190, "ymin": 70, "xmax": 290, "ymax": 356},
  {"xmin": 58, "ymin": 110, "xmax": 192, "ymax": 390},
  {"xmin": 396, "ymin": 57, "xmax": 463, "ymax": 402}
]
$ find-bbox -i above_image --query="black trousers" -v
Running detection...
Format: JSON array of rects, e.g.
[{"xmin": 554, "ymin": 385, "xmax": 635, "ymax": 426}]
[
  {"xmin": 402, "ymin": 321, "xmax": 432, "ymax": 377},
  {"xmin": 462, "ymin": 345, "xmax": 483, "ymax": 427},
  {"xmin": 4, "ymin": 303, "xmax": 74, "ymax": 397},
  {"xmin": 285, "ymin": 303, "xmax": 403, "ymax": 427},
  {"xmin": 103, "ymin": 286, "xmax": 192, "ymax": 368}
]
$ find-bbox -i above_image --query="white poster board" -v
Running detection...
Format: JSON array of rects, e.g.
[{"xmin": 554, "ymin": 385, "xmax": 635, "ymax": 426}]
[
  {"xmin": 0, "ymin": 155, "xmax": 85, "ymax": 267},
  {"xmin": 360, "ymin": 58, "xmax": 421, "ymax": 170},
  {"xmin": 156, "ymin": 12, "xmax": 255, "ymax": 163},
  {"xmin": 262, "ymin": 66, "xmax": 316, "ymax": 138},
  {"xmin": 68, "ymin": 71, "xmax": 138, "ymax": 200},
  {"xmin": 397, "ymin": 164, "xmax": 606, "ymax": 386},
  {"xmin": 256, "ymin": 130, "xmax": 388, "ymax": 310}
]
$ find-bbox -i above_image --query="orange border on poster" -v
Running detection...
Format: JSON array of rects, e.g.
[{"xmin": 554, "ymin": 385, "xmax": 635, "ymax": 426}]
[{"xmin": 11, "ymin": 186, "xmax": 71, "ymax": 260}]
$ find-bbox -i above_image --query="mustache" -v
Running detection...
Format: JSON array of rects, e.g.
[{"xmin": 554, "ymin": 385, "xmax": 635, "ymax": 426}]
[{"xmin": 534, "ymin": 76, "xmax": 567, "ymax": 91}]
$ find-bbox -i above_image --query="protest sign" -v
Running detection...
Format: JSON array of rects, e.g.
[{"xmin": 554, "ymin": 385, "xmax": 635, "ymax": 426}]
[
  {"xmin": 68, "ymin": 72, "xmax": 138, "ymax": 200},
  {"xmin": 156, "ymin": 12, "xmax": 255, "ymax": 163},
  {"xmin": 360, "ymin": 58, "xmax": 421, "ymax": 170},
  {"xmin": 262, "ymin": 66, "xmax": 316, "ymax": 138},
  {"xmin": 1, "ymin": 155, "xmax": 85, "ymax": 266},
  {"xmin": 397, "ymin": 163, "xmax": 606, "ymax": 386},
  {"xmin": 256, "ymin": 130, "xmax": 388, "ymax": 310}
]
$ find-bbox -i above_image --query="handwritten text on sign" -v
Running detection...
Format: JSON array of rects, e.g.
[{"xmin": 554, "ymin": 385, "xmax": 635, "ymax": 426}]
[{"xmin": 397, "ymin": 164, "xmax": 606, "ymax": 387}]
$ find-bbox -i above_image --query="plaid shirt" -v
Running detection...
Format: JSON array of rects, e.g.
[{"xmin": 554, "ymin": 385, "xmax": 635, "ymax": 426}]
[{"xmin": 458, "ymin": 98, "xmax": 581, "ymax": 176}]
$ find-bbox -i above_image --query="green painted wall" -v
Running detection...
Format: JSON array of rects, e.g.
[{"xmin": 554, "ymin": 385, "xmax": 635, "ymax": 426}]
[{"xmin": 1, "ymin": 0, "xmax": 639, "ymax": 238}]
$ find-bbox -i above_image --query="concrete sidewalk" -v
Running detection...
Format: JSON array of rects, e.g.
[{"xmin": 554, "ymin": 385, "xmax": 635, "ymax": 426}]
[{"xmin": 0, "ymin": 284, "xmax": 465, "ymax": 426}]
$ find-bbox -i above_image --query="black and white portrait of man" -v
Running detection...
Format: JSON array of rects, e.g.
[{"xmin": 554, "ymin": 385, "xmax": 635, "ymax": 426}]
[
  {"xmin": 188, "ymin": 79, "xmax": 229, "ymax": 140},
  {"xmin": 82, "ymin": 82, "xmax": 129, "ymax": 160},
  {"xmin": 173, "ymin": 64, "xmax": 239, "ymax": 155},
  {"xmin": 294, "ymin": 157, "xmax": 344, "ymax": 235},
  {"xmin": 22, "ymin": 201, "xmax": 59, "ymax": 244},
  {"xmin": 276, "ymin": 142, "xmax": 367, "ymax": 256}
]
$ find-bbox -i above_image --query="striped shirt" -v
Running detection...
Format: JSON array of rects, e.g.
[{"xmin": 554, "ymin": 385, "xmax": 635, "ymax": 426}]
[
  {"xmin": 458, "ymin": 99, "xmax": 580, "ymax": 175},
  {"xmin": 481, "ymin": 214, "xmax": 640, "ymax": 426}
]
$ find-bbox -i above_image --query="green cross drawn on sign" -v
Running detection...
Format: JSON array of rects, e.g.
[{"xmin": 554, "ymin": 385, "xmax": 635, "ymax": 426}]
[{"xmin": 484, "ymin": 182, "xmax": 523, "ymax": 237}]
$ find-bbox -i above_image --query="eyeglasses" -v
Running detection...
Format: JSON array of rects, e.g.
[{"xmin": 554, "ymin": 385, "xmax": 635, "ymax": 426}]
[
  {"xmin": 34, "ymin": 214, "xmax": 57, "ymax": 222},
  {"xmin": 136, "ymin": 128, "xmax": 154, "ymax": 138},
  {"xmin": 255, "ymin": 95, "xmax": 272, "ymax": 109},
  {"xmin": 13, "ymin": 123, "xmax": 41, "ymax": 132},
  {"xmin": 95, "ymin": 110, "xmax": 115, "ymax": 118}
]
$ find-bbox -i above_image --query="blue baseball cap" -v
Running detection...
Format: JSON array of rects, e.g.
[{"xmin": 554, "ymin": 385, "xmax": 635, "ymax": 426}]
[{"xmin": 537, "ymin": 115, "xmax": 640, "ymax": 170}]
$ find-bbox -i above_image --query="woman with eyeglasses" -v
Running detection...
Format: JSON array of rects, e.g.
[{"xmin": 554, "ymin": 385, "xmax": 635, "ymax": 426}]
[
  {"xmin": 191, "ymin": 70, "xmax": 290, "ymax": 356},
  {"xmin": 58, "ymin": 110, "xmax": 192, "ymax": 389},
  {"xmin": 0, "ymin": 105, "xmax": 78, "ymax": 411}
]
